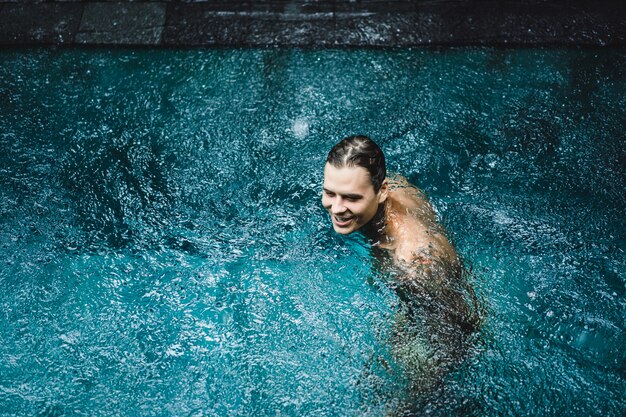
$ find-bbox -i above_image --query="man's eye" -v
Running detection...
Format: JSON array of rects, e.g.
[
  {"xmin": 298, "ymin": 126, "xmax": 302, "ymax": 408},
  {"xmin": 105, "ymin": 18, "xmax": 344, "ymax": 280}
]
[{"xmin": 324, "ymin": 191, "xmax": 335, "ymax": 197}]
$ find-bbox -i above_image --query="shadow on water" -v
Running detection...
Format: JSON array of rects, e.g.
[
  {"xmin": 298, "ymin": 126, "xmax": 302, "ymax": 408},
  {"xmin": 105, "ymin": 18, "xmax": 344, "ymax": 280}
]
[{"xmin": 60, "ymin": 128, "xmax": 177, "ymax": 251}]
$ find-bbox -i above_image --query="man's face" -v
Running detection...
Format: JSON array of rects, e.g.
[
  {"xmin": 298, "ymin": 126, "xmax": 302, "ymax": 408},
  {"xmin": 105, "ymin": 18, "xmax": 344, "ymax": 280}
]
[{"xmin": 322, "ymin": 163, "xmax": 387, "ymax": 235}]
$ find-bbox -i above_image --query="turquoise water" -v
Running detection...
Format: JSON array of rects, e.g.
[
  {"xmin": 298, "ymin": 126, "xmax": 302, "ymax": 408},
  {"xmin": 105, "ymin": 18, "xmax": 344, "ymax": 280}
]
[{"xmin": 0, "ymin": 48, "xmax": 624, "ymax": 416}]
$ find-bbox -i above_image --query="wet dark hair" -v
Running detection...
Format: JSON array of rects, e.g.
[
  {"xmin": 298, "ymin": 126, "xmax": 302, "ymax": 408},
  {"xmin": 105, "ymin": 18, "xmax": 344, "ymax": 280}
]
[{"xmin": 326, "ymin": 135, "xmax": 386, "ymax": 192}]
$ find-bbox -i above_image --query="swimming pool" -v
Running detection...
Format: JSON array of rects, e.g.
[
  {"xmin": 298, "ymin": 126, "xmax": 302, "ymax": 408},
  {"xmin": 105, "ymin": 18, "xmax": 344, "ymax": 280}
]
[{"xmin": 1, "ymin": 47, "xmax": 624, "ymax": 416}]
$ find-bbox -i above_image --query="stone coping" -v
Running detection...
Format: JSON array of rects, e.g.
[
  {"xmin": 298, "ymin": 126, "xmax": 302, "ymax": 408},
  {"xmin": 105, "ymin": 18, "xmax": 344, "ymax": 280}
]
[{"xmin": 0, "ymin": 1, "xmax": 624, "ymax": 47}]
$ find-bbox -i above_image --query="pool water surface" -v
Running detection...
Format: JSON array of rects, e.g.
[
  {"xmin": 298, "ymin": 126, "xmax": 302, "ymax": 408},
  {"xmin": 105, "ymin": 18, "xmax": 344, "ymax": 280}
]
[{"xmin": 0, "ymin": 47, "xmax": 624, "ymax": 416}]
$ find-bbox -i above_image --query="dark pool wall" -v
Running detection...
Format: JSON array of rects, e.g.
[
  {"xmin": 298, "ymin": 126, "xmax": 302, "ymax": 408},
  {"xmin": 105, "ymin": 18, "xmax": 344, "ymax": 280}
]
[{"xmin": 0, "ymin": 0, "xmax": 625, "ymax": 47}]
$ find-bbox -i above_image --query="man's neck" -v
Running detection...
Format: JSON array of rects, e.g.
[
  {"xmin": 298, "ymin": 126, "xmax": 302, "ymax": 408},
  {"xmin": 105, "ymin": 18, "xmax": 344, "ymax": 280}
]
[{"xmin": 361, "ymin": 202, "xmax": 388, "ymax": 244}]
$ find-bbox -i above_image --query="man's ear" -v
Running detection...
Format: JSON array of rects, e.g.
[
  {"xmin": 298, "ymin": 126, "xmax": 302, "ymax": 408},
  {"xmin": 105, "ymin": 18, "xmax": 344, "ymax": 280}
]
[{"xmin": 378, "ymin": 179, "xmax": 389, "ymax": 203}]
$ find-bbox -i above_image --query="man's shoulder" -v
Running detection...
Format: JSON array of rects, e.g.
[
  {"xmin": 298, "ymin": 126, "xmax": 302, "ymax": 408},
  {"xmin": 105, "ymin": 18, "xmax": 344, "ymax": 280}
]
[
  {"xmin": 393, "ymin": 219, "xmax": 457, "ymax": 263},
  {"xmin": 387, "ymin": 181, "xmax": 436, "ymax": 221},
  {"xmin": 393, "ymin": 232, "xmax": 434, "ymax": 265}
]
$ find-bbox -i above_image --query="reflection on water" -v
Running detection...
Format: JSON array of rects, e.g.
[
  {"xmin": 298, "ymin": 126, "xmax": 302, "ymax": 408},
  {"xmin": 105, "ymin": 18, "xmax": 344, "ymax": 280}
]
[{"xmin": 0, "ymin": 47, "xmax": 624, "ymax": 416}]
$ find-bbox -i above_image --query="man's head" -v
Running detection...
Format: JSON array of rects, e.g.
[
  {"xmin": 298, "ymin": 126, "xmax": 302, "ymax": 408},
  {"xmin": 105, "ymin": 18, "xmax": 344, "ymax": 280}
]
[{"xmin": 322, "ymin": 136, "xmax": 388, "ymax": 234}]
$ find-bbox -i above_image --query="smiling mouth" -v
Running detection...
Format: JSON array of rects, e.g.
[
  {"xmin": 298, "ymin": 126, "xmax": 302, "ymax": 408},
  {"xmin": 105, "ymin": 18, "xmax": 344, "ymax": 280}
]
[{"xmin": 333, "ymin": 215, "xmax": 355, "ymax": 227}]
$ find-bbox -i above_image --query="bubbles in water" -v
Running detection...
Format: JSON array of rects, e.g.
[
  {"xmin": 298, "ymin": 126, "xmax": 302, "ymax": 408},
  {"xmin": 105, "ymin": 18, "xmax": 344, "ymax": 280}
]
[{"xmin": 291, "ymin": 117, "xmax": 310, "ymax": 139}]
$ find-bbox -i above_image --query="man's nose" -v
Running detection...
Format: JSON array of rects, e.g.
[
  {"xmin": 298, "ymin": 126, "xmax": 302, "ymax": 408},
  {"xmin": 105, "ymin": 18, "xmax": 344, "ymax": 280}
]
[{"xmin": 331, "ymin": 198, "xmax": 346, "ymax": 213}]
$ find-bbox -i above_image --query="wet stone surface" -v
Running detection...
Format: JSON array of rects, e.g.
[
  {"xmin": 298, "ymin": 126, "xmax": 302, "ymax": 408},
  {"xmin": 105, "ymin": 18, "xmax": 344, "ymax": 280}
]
[
  {"xmin": 76, "ymin": 2, "xmax": 166, "ymax": 45},
  {"xmin": 0, "ymin": 0, "xmax": 624, "ymax": 46},
  {"xmin": 0, "ymin": 3, "xmax": 82, "ymax": 44}
]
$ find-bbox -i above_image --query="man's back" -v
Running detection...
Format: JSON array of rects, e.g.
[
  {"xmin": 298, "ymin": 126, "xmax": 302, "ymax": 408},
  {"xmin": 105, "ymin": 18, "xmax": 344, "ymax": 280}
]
[{"xmin": 376, "ymin": 175, "xmax": 460, "ymax": 279}]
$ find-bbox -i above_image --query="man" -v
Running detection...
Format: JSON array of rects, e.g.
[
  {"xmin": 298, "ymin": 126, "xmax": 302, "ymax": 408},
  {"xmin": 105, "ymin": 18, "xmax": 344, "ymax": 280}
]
[
  {"xmin": 322, "ymin": 135, "xmax": 480, "ymax": 400},
  {"xmin": 322, "ymin": 135, "xmax": 461, "ymax": 280}
]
